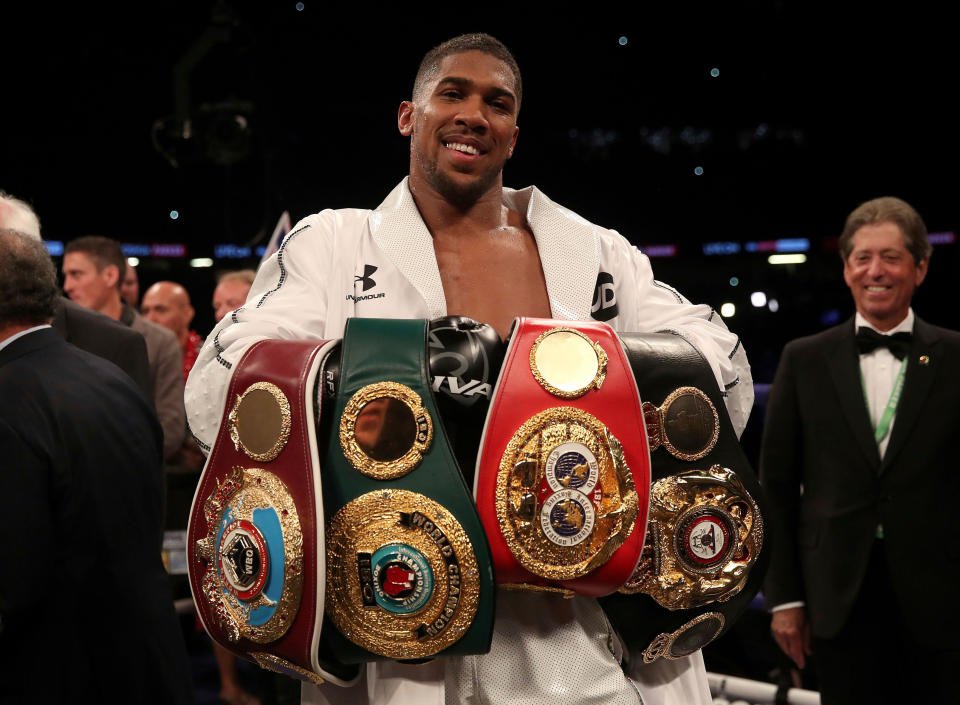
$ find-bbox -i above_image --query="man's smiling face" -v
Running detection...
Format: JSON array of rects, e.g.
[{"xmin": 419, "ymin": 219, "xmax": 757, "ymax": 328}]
[
  {"xmin": 843, "ymin": 221, "xmax": 928, "ymax": 330},
  {"xmin": 400, "ymin": 50, "xmax": 519, "ymax": 208}
]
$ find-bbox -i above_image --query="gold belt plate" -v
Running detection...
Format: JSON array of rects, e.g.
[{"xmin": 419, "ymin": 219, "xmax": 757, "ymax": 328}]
[
  {"xmin": 620, "ymin": 465, "xmax": 763, "ymax": 609},
  {"xmin": 325, "ymin": 490, "xmax": 480, "ymax": 660},
  {"xmin": 195, "ymin": 467, "xmax": 304, "ymax": 644},
  {"xmin": 496, "ymin": 407, "xmax": 638, "ymax": 581}
]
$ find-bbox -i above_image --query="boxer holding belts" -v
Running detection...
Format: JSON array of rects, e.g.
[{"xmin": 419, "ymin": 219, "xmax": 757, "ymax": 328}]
[{"xmin": 187, "ymin": 33, "xmax": 752, "ymax": 705}]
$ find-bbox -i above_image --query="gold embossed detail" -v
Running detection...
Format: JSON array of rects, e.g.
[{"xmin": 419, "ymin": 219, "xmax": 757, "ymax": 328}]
[
  {"xmin": 196, "ymin": 467, "xmax": 304, "ymax": 644},
  {"xmin": 620, "ymin": 466, "xmax": 763, "ymax": 610},
  {"xmin": 501, "ymin": 583, "xmax": 576, "ymax": 599},
  {"xmin": 656, "ymin": 387, "xmax": 719, "ymax": 462},
  {"xmin": 496, "ymin": 407, "xmax": 638, "ymax": 580},
  {"xmin": 325, "ymin": 490, "xmax": 480, "ymax": 659},
  {"xmin": 642, "ymin": 613, "xmax": 725, "ymax": 663},
  {"xmin": 250, "ymin": 653, "xmax": 325, "ymax": 686},
  {"xmin": 339, "ymin": 382, "xmax": 433, "ymax": 480},
  {"xmin": 228, "ymin": 382, "xmax": 292, "ymax": 463},
  {"xmin": 529, "ymin": 327, "xmax": 608, "ymax": 399}
]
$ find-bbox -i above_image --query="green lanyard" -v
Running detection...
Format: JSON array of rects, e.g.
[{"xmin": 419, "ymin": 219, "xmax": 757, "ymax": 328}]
[{"xmin": 860, "ymin": 358, "xmax": 908, "ymax": 444}]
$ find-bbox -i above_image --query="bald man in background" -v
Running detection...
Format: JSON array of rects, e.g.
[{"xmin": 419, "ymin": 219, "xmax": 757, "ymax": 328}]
[{"xmin": 142, "ymin": 281, "xmax": 202, "ymax": 381}]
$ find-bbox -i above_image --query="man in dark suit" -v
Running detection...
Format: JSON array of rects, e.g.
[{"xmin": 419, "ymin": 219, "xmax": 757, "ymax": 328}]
[
  {"xmin": 760, "ymin": 196, "xmax": 960, "ymax": 704},
  {"xmin": 0, "ymin": 189, "xmax": 152, "ymax": 399},
  {"xmin": 0, "ymin": 229, "xmax": 194, "ymax": 704}
]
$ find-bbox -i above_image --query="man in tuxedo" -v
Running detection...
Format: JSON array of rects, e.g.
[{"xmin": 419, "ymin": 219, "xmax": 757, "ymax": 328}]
[
  {"xmin": 760, "ymin": 196, "xmax": 960, "ymax": 703},
  {"xmin": 0, "ymin": 229, "xmax": 194, "ymax": 704}
]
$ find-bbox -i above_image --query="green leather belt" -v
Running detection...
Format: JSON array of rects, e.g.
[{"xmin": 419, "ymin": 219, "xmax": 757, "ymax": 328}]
[{"xmin": 321, "ymin": 318, "xmax": 495, "ymax": 663}]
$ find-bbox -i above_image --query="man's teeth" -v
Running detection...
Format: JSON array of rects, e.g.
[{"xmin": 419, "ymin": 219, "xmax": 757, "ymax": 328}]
[
  {"xmin": 866, "ymin": 286, "xmax": 888, "ymax": 291},
  {"xmin": 446, "ymin": 142, "xmax": 479, "ymax": 155}
]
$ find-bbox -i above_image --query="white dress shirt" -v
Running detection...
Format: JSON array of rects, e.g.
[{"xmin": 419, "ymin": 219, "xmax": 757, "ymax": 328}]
[{"xmin": 855, "ymin": 309, "xmax": 914, "ymax": 459}]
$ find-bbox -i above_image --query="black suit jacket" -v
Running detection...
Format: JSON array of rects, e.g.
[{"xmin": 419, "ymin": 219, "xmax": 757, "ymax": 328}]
[
  {"xmin": 0, "ymin": 329, "xmax": 193, "ymax": 704},
  {"xmin": 760, "ymin": 316, "xmax": 960, "ymax": 645},
  {"xmin": 51, "ymin": 297, "xmax": 153, "ymax": 402}
]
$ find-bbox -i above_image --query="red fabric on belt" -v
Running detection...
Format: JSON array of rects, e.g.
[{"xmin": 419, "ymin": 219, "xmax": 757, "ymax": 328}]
[{"xmin": 475, "ymin": 318, "xmax": 650, "ymax": 597}]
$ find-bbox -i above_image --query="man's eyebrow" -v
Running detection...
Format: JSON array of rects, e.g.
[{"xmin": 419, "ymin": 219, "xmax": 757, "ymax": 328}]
[{"xmin": 435, "ymin": 76, "xmax": 516, "ymax": 102}]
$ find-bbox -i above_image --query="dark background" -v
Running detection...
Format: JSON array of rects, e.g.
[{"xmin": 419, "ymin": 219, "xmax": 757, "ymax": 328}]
[
  {"xmin": 4, "ymin": 4, "xmax": 954, "ymax": 690},
  {"xmin": 3, "ymin": 3, "xmax": 957, "ymax": 384}
]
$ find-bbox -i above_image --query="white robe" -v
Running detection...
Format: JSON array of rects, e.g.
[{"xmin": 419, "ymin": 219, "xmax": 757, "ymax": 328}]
[{"xmin": 185, "ymin": 178, "xmax": 752, "ymax": 705}]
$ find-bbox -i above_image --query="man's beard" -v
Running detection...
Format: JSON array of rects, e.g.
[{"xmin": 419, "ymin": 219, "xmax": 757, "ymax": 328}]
[{"xmin": 415, "ymin": 140, "xmax": 506, "ymax": 210}]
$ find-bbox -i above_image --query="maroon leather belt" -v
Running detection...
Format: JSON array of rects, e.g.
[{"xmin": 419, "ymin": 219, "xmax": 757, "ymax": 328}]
[{"xmin": 187, "ymin": 339, "xmax": 359, "ymax": 687}]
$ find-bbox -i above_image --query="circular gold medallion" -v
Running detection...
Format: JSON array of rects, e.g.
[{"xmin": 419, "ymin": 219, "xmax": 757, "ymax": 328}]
[
  {"xmin": 195, "ymin": 467, "xmax": 304, "ymax": 644},
  {"xmin": 339, "ymin": 382, "xmax": 433, "ymax": 480},
  {"xmin": 659, "ymin": 387, "xmax": 719, "ymax": 461},
  {"xmin": 228, "ymin": 382, "xmax": 292, "ymax": 462},
  {"xmin": 642, "ymin": 612, "xmax": 725, "ymax": 663},
  {"xmin": 496, "ymin": 407, "xmax": 638, "ymax": 580},
  {"xmin": 529, "ymin": 327, "xmax": 608, "ymax": 399},
  {"xmin": 621, "ymin": 465, "xmax": 763, "ymax": 609},
  {"xmin": 325, "ymin": 490, "xmax": 480, "ymax": 660}
]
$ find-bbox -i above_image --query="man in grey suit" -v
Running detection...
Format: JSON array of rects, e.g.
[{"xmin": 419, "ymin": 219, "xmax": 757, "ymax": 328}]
[
  {"xmin": 760, "ymin": 197, "xmax": 960, "ymax": 704},
  {"xmin": 63, "ymin": 235, "xmax": 186, "ymax": 459}
]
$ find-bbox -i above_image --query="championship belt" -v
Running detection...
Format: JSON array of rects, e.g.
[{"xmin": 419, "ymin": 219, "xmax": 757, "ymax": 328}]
[
  {"xmin": 599, "ymin": 332, "xmax": 767, "ymax": 664},
  {"xmin": 187, "ymin": 340, "xmax": 361, "ymax": 687},
  {"xmin": 475, "ymin": 318, "xmax": 650, "ymax": 597},
  {"xmin": 320, "ymin": 318, "xmax": 495, "ymax": 663}
]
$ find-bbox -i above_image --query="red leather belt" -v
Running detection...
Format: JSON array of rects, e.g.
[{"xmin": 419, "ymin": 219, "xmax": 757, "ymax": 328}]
[
  {"xmin": 475, "ymin": 318, "xmax": 651, "ymax": 597},
  {"xmin": 187, "ymin": 339, "xmax": 360, "ymax": 687}
]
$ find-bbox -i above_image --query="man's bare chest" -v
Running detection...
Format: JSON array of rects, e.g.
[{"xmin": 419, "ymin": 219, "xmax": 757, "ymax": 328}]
[{"xmin": 434, "ymin": 230, "xmax": 551, "ymax": 339}]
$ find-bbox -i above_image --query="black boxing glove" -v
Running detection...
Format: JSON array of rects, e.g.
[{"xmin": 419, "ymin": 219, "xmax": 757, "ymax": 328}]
[
  {"xmin": 428, "ymin": 316, "xmax": 505, "ymax": 488},
  {"xmin": 428, "ymin": 316, "xmax": 504, "ymax": 418}
]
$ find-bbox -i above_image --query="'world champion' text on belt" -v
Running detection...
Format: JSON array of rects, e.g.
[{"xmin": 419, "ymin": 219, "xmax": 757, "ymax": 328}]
[{"xmin": 399, "ymin": 511, "xmax": 462, "ymax": 640}]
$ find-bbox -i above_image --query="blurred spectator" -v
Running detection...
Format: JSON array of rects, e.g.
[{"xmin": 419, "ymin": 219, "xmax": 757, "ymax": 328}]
[
  {"xmin": 213, "ymin": 269, "xmax": 255, "ymax": 323},
  {"xmin": 142, "ymin": 281, "xmax": 202, "ymax": 381},
  {"xmin": 0, "ymin": 229, "xmax": 194, "ymax": 704},
  {"xmin": 63, "ymin": 236, "xmax": 185, "ymax": 459},
  {"xmin": 122, "ymin": 261, "xmax": 140, "ymax": 307},
  {"xmin": 0, "ymin": 190, "xmax": 151, "ymax": 399}
]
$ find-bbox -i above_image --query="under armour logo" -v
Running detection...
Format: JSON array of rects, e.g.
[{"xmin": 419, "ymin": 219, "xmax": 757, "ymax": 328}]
[
  {"xmin": 591, "ymin": 271, "xmax": 618, "ymax": 322},
  {"xmin": 355, "ymin": 264, "xmax": 377, "ymax": 292}
]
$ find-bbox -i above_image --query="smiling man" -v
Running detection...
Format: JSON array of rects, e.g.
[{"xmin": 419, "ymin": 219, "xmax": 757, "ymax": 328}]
[
  {"xmin": 761, "ymin": 196, "xmax": 960, "ymax": 704},
  {"xmin": 186, "ymin": 33, "xmax": 751, "ymax": 705}
]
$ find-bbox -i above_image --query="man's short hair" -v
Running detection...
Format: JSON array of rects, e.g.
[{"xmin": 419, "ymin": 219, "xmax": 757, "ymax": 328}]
[
  {"xmin": 65, "ymin": 236, "xmax": 126, "ymax": 289},
  {"xmin": 413, "ymin": 33, "xmax": 522, "ymax": 109},
  {"xmin": 0, "ymin": 229, "xmax": 60, "ymax": 327},
  {"xmin": 217, "ymin": 269, "xmax": 257, "ymax": 286},
  {"xmin": 839, "ymin": 196, "xmax": 932, "ymax": 264},
  {"xmin": 0, "ymin": 190, "xmax": 42, "ymax": 240}
]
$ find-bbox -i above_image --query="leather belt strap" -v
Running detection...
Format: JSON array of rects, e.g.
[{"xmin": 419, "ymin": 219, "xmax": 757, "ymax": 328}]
[
  {"xmin": 599, "ymin": 332, "xmax": 767, "ymax": 663},
  {"xmin": 475, "ymin": 317, "xmax": 651, "ymax": 597},
  {"xmin": 187, "ymin": 339, "xmax": 359, "ymax": 687},
  {"xmin": 320, "ymin": 318, "xmax": 495, "ymax": 663}
]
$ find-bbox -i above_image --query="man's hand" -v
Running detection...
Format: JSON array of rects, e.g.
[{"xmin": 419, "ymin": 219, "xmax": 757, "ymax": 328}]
[{"xmin": 771, "ymin": 606, "xmax": 812, "ymax": 670}]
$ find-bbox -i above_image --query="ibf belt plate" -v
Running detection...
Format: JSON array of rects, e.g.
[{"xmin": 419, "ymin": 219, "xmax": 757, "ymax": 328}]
[
  {"xmin": 496, "ymin": 407, "xmax": 638, "ymax": 581},
  {"xmin": 325, "ymin": 490, "xmax": 480, "ymax": 660},
  {"xmin": 195, "ymin": 467, "xmax": 304, "ymax": 644}
]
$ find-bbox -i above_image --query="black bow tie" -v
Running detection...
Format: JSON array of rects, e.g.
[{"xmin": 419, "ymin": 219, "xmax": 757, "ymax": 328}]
[{"xmin": 856, "ymin": 327, "xmax": 912, "ymax": 360}]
